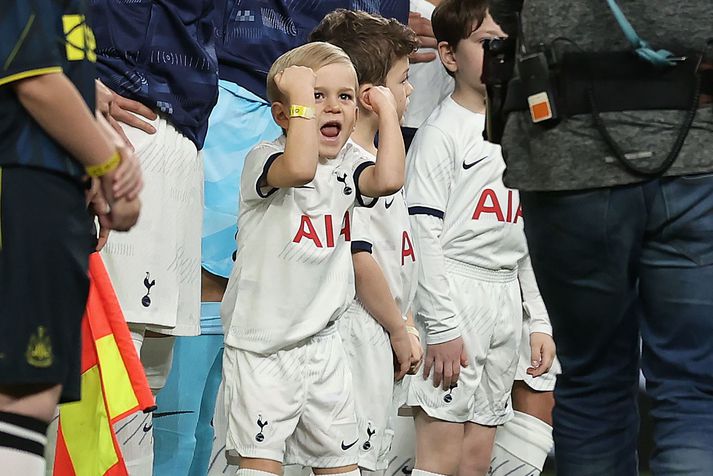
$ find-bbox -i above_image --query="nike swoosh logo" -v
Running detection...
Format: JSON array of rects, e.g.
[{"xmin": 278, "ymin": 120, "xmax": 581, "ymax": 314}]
[
  {"xmin": 462, "ymin": 156, "xmax": 488, "ymax": 170},
  {"xmin": 341, "ymin": 439, "xmax": 358, "ymax": 451},
  {"xmin": 153, "ymin": 411, "xmax": 195, "ymax": 419},
  {"xmin": 385, "ymin": 198, "xmax": 395, "ymax": 209},
  {"xmin": 297, "ymin": 185, "xmax": 315, "ymax": 189}
]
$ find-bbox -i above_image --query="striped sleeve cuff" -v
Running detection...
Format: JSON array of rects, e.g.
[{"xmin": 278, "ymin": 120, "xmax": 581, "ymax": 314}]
[
  {"xmin": 351, "ymin": 240, "xmax": 373, "ymax": 253},
  {"xmin": 408, "ymin": 206, "xmax": 444, "ymax": 219}
]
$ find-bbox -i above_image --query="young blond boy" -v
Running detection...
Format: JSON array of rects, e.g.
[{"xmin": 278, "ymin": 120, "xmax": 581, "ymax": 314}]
[
  {"xmin": 404, "ymin": 1, "xmax": 557, "ymax": 475},
  {"xmin": 310, "ymin": 10, "xmax": 422, "ymax": 474},
  {"xmin": 220, "ymin": 41, "xmax": 405, "ymax": 476}
]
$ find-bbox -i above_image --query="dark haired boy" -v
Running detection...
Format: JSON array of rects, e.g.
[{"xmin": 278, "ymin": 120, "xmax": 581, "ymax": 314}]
[
  {"xmin": 404, "ymin": 1, "xmax": 557, "ymax": 475},
  {"xmin": 310, "ymin": 10, "xmax": 423, "ymax": 473}
]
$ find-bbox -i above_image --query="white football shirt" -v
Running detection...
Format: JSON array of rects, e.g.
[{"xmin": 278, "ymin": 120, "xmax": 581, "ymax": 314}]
[
  {"xmin": 405, "ymin": 96, "xmax": 539, "ymax": 344},
  {"xmin": 349, "ymin": 143, "xmax": 418, "ymax": 317},
  {"xmin": 221, "ymin": 137, "xmax": 376, "ymax": 353}
]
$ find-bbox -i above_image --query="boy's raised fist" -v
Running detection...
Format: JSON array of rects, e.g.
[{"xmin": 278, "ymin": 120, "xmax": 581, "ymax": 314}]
[{"xmin": 274, "ymin": 66, "xmax": 317, "ymax": 103}]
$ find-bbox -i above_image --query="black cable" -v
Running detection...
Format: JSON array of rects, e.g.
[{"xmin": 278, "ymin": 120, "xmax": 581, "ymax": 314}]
[{"xmin": 587, "ymin": 67, "xmax": 701, "ymax": 177}]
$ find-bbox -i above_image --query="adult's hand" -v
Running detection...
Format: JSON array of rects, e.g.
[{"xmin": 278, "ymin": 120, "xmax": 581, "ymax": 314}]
[
  {"xmin": 95, "ymin": 79, "xmax": 158, "ymax": 149},
  {"xmin": 408, "ymin": 12, "xmax": 438, "ymax": 64}
]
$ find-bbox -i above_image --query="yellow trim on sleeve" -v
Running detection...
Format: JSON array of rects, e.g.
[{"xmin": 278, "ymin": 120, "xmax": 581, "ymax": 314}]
[{"xmin": 0, "ymin": 66, "xmax": 63, "ymax": 87}]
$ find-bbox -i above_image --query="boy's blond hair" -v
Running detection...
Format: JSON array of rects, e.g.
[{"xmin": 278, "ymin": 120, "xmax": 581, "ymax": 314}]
[{"xmin": 266, "ymin": 41, "xmax": 357, "ymax": 103}]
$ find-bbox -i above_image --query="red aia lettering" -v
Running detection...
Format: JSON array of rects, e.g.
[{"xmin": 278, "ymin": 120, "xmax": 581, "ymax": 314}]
[
  {"xmin": 401, "ymin": 231, "xmax": 416, "ymax": 266},
  {"xmin": 293, "ymin": 215, "xmax": 323, "ymax": 247},
  {"xmin": 472, "ymin": 188, "xmax": 521, "ymax": 223},
  {"xmin": 293, "ymin": 211, "xmax": 352, "ymax": 248},
  {"xmin": 340, "ymin": 210, "xmax": 351, "ymax": 242}
]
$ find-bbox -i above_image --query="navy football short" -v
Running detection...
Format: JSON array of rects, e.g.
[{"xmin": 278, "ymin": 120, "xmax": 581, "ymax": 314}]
[{"xmin": 0, "ymin": 166, "xmax": 91, "ymax": 402}]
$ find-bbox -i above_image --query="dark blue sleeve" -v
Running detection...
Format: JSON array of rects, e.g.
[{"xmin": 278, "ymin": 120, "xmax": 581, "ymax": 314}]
[{"xmin": 0, "ymin": 0, "xmax": 63, "ymax": 86}]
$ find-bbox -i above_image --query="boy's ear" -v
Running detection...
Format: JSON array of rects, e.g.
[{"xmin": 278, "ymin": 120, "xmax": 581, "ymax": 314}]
[
  {"xmin": 438, "ymin": 41, "xmax": 458, "ymax": 74},
  {"xmin": 358, "ymin": 83, "xmax": 376, "ymax": 113},
  {"xmin": 271, "ymin": 102, "xmax": 290, "ymax": 130}
]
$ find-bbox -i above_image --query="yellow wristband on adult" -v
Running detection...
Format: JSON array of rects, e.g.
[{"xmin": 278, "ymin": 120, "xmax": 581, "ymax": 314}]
[
  {"xmin": 289, "ymin": 104, "xmax": 315, "ymax": 120},
  {"xmin": 406, "ymin": 326, "xmax": 421, "ymax": 339},
  {"xmin": 86, "ymin": 151, "xmax": 121, "ymax": 177}
]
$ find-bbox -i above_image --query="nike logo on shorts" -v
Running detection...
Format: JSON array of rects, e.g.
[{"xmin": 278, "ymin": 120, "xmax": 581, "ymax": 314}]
[
  {"xmin": 153, "ymin": 410, "xmax": 195, "ymax": 419},
  {"xmin": 385, "ymin": 198, "xmax": 395, "ymax": 209},
  {"xmin": 341, "ymin": 439, "xmax": 358, "ymax": 451},
  {"xmin": 463, "ymin": 156, "xmax": 488, "ymax": 170}
]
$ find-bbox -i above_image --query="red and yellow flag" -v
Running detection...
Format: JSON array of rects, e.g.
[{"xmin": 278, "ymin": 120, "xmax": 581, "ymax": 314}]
[{"xmin": 54, "ymin": 253, "xmax": 155, "ymax": 476}]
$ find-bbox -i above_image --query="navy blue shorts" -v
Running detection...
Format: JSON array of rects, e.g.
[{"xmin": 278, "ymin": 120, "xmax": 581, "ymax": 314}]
[{"xmin": 0, "ymin": 166, "xmax": 91, "ymax": 403}]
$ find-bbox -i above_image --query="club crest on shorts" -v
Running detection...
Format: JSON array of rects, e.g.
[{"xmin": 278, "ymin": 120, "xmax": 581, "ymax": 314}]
[
  {"xmin": 26, "ymin": 326, "xmax": 53, "ymax": 368},
  {"xmin": 443, "ymin": 384, "xmax": 457, "ymax": 403},
  {"xmin": 142, "ymin": 272, "xmax": 156, "ymax": 307},
  {"xmin": 362, "ymin": 422, "xmax": 376, "ymax": 451},
  {"xmin": 255, "ymin": 414, "xmax": 268, "ymax": 442}
]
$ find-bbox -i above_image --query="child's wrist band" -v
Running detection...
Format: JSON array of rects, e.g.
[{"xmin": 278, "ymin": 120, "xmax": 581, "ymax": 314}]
[
  {"xmin": 289, "ymin": 105, "xmax": 315, "ymax": 119},
  {"xmin": 406, "ymin": 326, "xmax": 420, "ymax": 339},
  {"xmin": 86, "ymin": 150, "xmax": 121, "ymax": 177}
]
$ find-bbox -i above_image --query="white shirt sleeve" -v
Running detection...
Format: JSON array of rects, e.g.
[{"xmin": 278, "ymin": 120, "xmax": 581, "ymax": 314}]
[
  {"xmin": 518, "ymin": 254, "xmax": 553, "ymax": 336},
  {"xmin": 240, "ymin": 139, "xmax": 285, "ymax": 204},
  {"xmin": 341, "ymin": 142, "xmax": 378, "ymax": 208},
  {"xmin": 350, "ymin": 206, "xmax": 374, "ymax": 253},
  {"xmin": 410, "ymin": 214, "xmax": 461, "ymax": 344},
  {"xmin": 406, "ymin": 125, "xmax": 460, "ymax": 344}
]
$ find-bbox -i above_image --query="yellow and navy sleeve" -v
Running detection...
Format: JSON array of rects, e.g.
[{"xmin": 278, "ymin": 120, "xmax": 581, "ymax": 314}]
[{"xmin": 0, "ymin": 0, "xmax": 63, "ymax": 87}]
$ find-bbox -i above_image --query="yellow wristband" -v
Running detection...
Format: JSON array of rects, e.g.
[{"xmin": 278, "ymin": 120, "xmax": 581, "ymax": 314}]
[
  {"xmin": 289, "ymin": 104, "xmax": 315, "ymax": 120},
  {"xmin": 86, "ymin": 151, "xmax": 121, "ymax": 177},
  {"xmin": 406, "ymin": 326, "xmax": 421, "ymax": 339}
]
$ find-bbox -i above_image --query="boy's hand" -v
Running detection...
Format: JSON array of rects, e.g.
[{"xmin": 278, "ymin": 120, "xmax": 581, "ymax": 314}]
[
  {"xmin": 361, "ymin": 86, "xmax": 398, "ymax": 118},
  {"xmin": 422, "ymin": 336, "xmax": 468, "ymax": 390},
  {"xmin": 274, "ymin": 66, "xmax": 317, "ymax": 104},
  {"xmin": 408, "ymin": 333, "xmax": 423, "ymax": 375},
  {"xmin": 526, "ymin": 332, "xmax": 556, "ymax": 377},
  {"xmin": 390, "ymin": 326, "xmax": 412, "ymax": 381}
]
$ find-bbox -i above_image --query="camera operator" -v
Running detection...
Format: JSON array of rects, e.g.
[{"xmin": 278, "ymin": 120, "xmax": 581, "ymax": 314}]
[{"xmin": 488, "ymin": 1, "xmax": 713, "ymax": 475}]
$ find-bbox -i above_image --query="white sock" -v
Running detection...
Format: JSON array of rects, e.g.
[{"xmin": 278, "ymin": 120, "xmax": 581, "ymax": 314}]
[
  {"xmin": 237, "ymin": 469, "xmax": 279, "ymax": 475},
  {"xmin": 114, "ymin": 411, "xmax": 154, "ymax": 476},
  {"xmin": 117, "ymin": 328, "xmax": 175, "ymax": 475},
  {"xmin": 411, "ymin": 470, "xmax": 447, "ymax": 476},
  {"xmin": 489, "ymin": 411, "xmax": 553, "ymax": 475},
  {"xmin": 42, "ymin": 410, "xmax": 58, "ymax": 476},
  {"xmin": 0, "ymin": 412, "xmax": 48, "ymax": 476},
  {"xmin": 141, "ymin": 335, "xmax": 175, "ymax": 392},
  {"xmin": 128, "ymin": 323, "xmax": 145, "ymax": 356}
]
